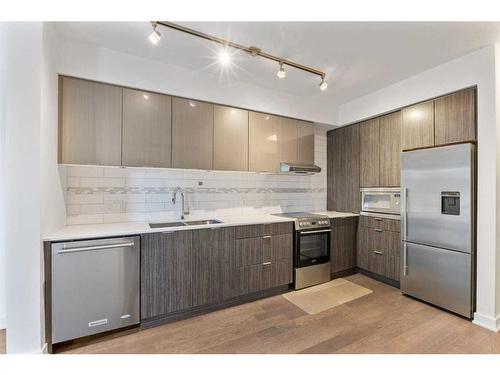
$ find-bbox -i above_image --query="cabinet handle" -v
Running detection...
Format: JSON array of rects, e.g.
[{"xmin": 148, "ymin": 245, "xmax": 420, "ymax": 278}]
[
  {"xmin": 374, "ymin": 229, "xmax": 383, "ymax": 232},
  {"xmin": 374, "ymin": 218, "xmax": 383, "ymax": 221},
  {"xmin": 262, "ymin": 261, "xmax": 272, "ymax": 265},
  {"xmin": 403, "ymin": 242, "xmax": 408, "ymax": 276},
  {"xmin": 262, "ymin": 235, "xmax": 271, "ymax": 239},
  {"xmin": 161, "ymin": 231, "xmax": 175, "ymax": 235},
  {"xmin": 58, "ymin": 241, "xmax": 135, "ymax": 254},
  {"xmin": 373, "ymin": 250, "xmax": 383, "ymax": 255}
]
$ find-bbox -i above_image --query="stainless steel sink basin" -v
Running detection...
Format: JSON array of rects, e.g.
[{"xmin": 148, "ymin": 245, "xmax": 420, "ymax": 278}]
[
  {"xmin": 149, "ymin": 219, "xmax": 223, "ymax": 228},
  {"xmin": 149, "ymin": 221, "xmax": 186, "ymax": 228},
  {"xmin": 184, "ymin": 219, "xmax": 223, "ymax": 226}
]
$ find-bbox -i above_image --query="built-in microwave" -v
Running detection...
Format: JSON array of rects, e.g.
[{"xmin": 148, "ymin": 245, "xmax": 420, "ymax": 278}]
[{"xmin": 360, "ymin": 187, "xmax": 401, "ymax": 216}]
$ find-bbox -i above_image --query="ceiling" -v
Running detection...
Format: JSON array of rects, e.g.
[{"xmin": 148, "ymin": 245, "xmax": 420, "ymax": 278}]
[{"xmin": 53, "ymin": 22, "xmax": 500, "ymax": 105}]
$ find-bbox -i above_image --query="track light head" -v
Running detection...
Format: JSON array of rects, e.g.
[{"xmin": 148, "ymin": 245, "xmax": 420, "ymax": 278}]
[
  {"xmin": 277, "ymin": 62, "xmax": 286, "ymax": 79},
  {"xmin": 148, "ymin": 21, "xmax": 161, "ymax": 45},
  {"xmin": 319, "ymin": 76, "xmax": 328, "ymax": 91}
]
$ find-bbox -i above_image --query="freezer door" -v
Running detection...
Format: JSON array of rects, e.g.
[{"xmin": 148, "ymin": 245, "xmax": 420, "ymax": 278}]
[
  {"xmin": 401, "ymin": 242, "xmax": 472, "ymax": 318},
  {"xmin": 51, "ymin": 237, "xmax": 140, "ymax": 344},
  {"xmin": 401, "ymin": 143, "xmax": 474, "ymax": 253}
]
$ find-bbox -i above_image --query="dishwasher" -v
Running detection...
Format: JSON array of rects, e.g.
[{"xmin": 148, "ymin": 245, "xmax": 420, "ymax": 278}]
[{"xmin": 51, "ymin": 236, "xmax": 140, "ymax": 344}]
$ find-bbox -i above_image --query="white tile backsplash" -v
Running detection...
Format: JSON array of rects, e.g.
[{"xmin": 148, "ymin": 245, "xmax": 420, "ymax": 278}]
[{"xmin": 62, "ymin": 129, "xmax": 327, "ymax": 224}]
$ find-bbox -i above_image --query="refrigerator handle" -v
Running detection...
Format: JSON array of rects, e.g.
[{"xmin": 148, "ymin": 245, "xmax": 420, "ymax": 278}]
[
  {"xmin": 403, "ymin": 242, "xmax": 408, "ymax": 276},
  {"xmin": 403, "ymin": 187, "xmax": 409, "ymax": 240}
]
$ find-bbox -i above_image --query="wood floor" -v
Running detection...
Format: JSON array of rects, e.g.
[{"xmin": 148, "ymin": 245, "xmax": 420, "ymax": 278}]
[
  {"xmin": 0, "ymin": 329, "xmax": 5, "ymax": 354},
  {"xmin": 58, "ymin": 274, "xmax": 500, "ymax": 354}
]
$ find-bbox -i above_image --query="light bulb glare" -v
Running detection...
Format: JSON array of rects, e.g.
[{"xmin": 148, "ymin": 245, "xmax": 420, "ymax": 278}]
[
  {"xmin": 149, "ymin": 30, "xmax": 161, "ymax": 45},
  {"xmin": 277, "ymin": 62, "xmax": 286, "ymax": 79},
  {"xmin": 319, "ymin": 77, "xmax": 328, "ymax": 91},
  {"xmin": 218, "ymin": 49, "xmax": 231, "ymax": 65}
]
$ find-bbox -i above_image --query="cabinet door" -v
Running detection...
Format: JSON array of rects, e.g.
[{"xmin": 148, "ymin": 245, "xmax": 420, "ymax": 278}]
[
  {"xmin": 191, "ymin": 227, "xmax": 235, "ymax": 306},
  {"xmin": 296, "ymin": 120, "xmax": 315, "ymax": 165},
  {"xmin": 356, "ymin": 226, "xmax": 372, "ymax": 270},
  {"xmin": 401, "ymin": 100, "xmax": 434, "ymax": 151},
  {"xmin": 140, "ymin": 231, "xmax": 192, "ymax": 320},
  {"xmin": 379, "ymin": 111, "xmax": 401, "ymax": 187},
  {"xmin": 344, "ymin": 125, "xmax": 361, "ymax": 213},
  {"xmin": 331, "ymin": 218, "xmax": 357, "ymax": 274},
  {"xmin": 434, "ymin": 88, "xmax": 476, "ymax": 146},
  {"xmin": 172, "ymin": 98, "xmax": 214, "ymax": 169},
  {"xmin": 249, "ymin": 112, "xmax": 280, "ymax": 172},
  {"xmin": 380, "ymin": 230, "xmax": 400, "ymax": 281},
  {"xmin": 278, "ymin": 117, "xmax": 298, "ymax": 164},
  {"xmin": 360, "ymin": 118, "xmax": 380, "ymax": 187},
  {"xmin": 59, "ymin": 76, "xmax": 122, "ymax": 165},
  {"xmin": 214, "ymin": 105, "xmax": 249, "ymax": 171},
  {"xmin": 122, "ymin": 88, "xmax": 172, "ymax": 168}
]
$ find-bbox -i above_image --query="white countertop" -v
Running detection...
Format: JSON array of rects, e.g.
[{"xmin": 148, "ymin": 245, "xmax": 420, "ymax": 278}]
[{"xmin": 44, "ymin": 211, "xmax": 359, "ymax": 242}]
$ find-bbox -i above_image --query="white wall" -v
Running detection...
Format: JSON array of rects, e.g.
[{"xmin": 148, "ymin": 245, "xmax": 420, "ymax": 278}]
[
  {"xmin": 1, "ymin": 22, "xmax": 44, "ymax": 353},
  {"xmin": 338, "ymin": 45, "xmax": 500, "ymax": 331},
  {"xmin": 0, "ymin": 22, "xmax": 7, "ymax": 331},
  {"xmin": 55, "ymin": 35, "xmax": 338, "ymax": 125}
]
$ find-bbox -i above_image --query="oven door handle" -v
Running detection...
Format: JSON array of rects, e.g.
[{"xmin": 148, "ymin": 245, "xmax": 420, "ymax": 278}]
[{"xmin": 298, "ymin": 229, "xmax": 332, "ymax": 235}]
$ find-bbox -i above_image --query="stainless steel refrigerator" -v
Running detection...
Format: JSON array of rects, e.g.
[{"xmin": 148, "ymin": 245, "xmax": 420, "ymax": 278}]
[{"xmin": 400, "ymin": 143, "xmax": 475, "ymax": 318}]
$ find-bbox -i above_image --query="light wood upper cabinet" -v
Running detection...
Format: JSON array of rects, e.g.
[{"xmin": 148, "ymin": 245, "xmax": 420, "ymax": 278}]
[
  {"xmin": 249, "ymin": 112, "xmax": 280, "ymax": 172},
  {"xmin": 379, "ymin": 111, "xmax": 401, "ymax": 187},
  {"xmin": 172, "ymin": 98, "xmax": 214, "ymax": 170},
  {"xmin": 213, "ymin": 105, "xmax": 249, "ymax": 171},
  {"xmin": 401, "ymin": 100, "xmax": 434, "ymax": 151},
  {"xmin": 59, "ymin": 76, "xmax": 122, "ymax": 165},
  {"xmin": 122, "ymin": 88, "xmax": 172, "ymax": 168},
  {"xmin": 434, "ymin": 88, "xmax": 476, "ymax": 145},
  {"xmin": 360, "ymin": 118, "xmax": 380, "ymax": 187},
  {"xmin": 296, "ymin": 120, "xmax": 315, "ymax": 165},
  {"xmin": 278, "ymin": 117, "xmax": 299, "ymax": 164}
]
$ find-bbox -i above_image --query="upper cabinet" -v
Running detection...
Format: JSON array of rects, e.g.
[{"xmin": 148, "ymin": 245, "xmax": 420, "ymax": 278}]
[
  {"xmin": 434, "ymin": 88, "xmax": 476, "ymax": 145},
  {"xmin": 172, "ymin": 98, "xmax": 214, "ymax": 170},
  {"xmin": 379, "ymin": 111, "xmax": 401, "ymax": 187},
  {"xmin": 401, "ymin": 100, "xmax": 434, "ymax": 151},
  {"xmin": 278, "ymin": 117, "xmax": 299, "ymax": 164},
  {"xmin": 296, "ymin": 120, "xmax": 315, "ymax": 165},
  {"xmin": 122, "ymin": 88, "xmax": 172, "ymax": 168},
  {"xmin": 360, "ymin": 118, "xmax": 380, "ymax": 187},
  {"xmin": 249, "ymin": 112, "xmax": 280, "ymax": 172},
  {"xmin": 213, "ymin": 105, "xmax": 249, "ymax": 171},
  {"xmin": 59, "ymin": 76, "xmax": 123, "ymax": 165}
]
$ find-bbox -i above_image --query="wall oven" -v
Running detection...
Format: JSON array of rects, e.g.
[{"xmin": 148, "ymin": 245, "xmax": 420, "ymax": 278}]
[{"xmin": 361, "ymin": 187, "xmax": 401, "ymax": 216}]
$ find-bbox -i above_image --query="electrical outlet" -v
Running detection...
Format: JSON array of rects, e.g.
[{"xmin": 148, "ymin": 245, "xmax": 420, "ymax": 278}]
[
  {"xmin": 105, "ymin": 201, "xmax": 124, "ymax": 213},
  {"xmin": 198, "ymin": 181, "xmax": 203, "ymax": 186}
]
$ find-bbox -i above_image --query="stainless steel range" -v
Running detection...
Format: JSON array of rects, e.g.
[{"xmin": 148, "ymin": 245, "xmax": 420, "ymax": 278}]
[{"xmin": 273, "ymin": 212, "xmax": 331, "ymax": 289}]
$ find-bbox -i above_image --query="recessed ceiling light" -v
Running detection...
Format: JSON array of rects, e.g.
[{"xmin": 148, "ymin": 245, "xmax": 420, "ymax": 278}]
[
  {"xmin": 218, "ymin": 49, "xmax": 231, "ymax": 65},
  {"xmin": 277, "ymin": 62, "xmax": 286, "ymax": 79},
  {"xmin": 319, "ymin": 76, "xmax": 328, "ymax": 91},
  {"xmin": 148, "ymin": 22, "xmax": 161, "ymax": 45}
]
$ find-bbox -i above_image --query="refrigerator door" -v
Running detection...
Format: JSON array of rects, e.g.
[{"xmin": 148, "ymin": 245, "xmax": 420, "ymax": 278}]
[
  {"xmin": 401, "ymin": 242, "xmax": 472, "ymax": 318},
  {"xmin": 401, "ymin": 143, "xmax": 474, "ymax": 253}
]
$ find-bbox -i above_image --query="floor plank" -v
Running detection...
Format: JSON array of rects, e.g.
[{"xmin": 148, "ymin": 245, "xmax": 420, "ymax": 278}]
[{"xmin": 58, "ymin": 274, "xmax": 500, "ymax": 354}]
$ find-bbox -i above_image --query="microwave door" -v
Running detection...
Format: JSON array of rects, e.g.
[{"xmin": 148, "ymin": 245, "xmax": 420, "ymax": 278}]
[{"xmin": 401, "ymin": 144, "xmax": 473, "ymax": 254}]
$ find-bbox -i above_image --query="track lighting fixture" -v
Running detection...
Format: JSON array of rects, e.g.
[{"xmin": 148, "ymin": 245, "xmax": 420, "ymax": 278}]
[
  {"xmin": 277, "ymin": 62, "xmax": 286, "ymax": 79},
  {"xmin": 319, "ymin": 76, "xmax": 328, "ymax": 91},
  {"xmin": 148, "ymin": 22, "xmax": 161, "ymax": 45}
]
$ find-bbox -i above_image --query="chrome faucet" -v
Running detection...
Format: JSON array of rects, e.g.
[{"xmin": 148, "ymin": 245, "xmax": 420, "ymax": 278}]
[{"xmin": 172, "ymin": 187, "xmax": 189, "ymax": 220}]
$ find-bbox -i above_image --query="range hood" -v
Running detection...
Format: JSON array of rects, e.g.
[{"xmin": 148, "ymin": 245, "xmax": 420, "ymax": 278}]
[{"xmin": 279, "ymin": 162, "xmax": 321, "ymax": 175}]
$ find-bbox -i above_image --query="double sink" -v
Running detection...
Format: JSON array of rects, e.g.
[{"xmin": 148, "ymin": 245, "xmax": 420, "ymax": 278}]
[{"xmin": 149, "ymin": 219, "xmax": 223, "ymax": 229}]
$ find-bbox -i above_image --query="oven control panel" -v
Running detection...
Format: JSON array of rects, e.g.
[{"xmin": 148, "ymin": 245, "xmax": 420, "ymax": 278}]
[{"xmin": 296, "ymin": 218, "xmax": 331, "ymax": 230}]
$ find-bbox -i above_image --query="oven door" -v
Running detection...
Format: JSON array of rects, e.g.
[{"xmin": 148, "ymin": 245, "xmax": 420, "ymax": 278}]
[{"xmin": 295, "ymin": 229, "xmax": 331, "ymax": 268}]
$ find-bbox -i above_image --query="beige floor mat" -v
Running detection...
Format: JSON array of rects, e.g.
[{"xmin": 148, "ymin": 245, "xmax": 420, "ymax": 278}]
[{"xmin": 283, "ymin": 278, "xmax": 373, "ymax": 315}]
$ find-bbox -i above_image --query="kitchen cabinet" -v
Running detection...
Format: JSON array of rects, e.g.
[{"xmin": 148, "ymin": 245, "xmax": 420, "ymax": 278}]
[
  {"xmin": 401, "ymin": 100, "xmax": 434, "ymax": 151},
  {"xmin": 249, "ymin": 112, "xmax": 281, "ymax": 172},
  {"xmin": 360, "ymin": 118, "xmax": 380, "ymax": 187},
  {"xmin": 59, "ymin": 76, "xmax": 122, "ymax": 165},
  {"xmin": 297, "ymin": 120, "xmax": 315, "ymax": 165},
  {"xmin": 357, "ymin": 215, "xmax": 400, "ymax": 282},
  {"xmin": 278, "ymin": 117, "xmax": 299, "ymax": 164},
  {"xmin": 140, "ymin": 230, "xmax": 193, "ymax": 320},
  {"xmin": 172, "ymin": 98, "xmax": 214, "ymax": 170},
  {"xmin": 379, "ymin": 111, "xmax": 402, "ymax": 186},
  {"xmin": 122, "ymin": 88, "xmax": 172, "ymax": 168},
  {"xmin": 330, "ymin": 217, "xmax": 358, "ymax": 275},
  {"xmin": 327, "ymin": 124, "xmax": 360, "ymax": 213},
  {"xmin": 213, "ymin": 105, "xmax": 249, "ymax": 171},
  {"xmin": 434, "ymin": 88, "xmax": 476, "ymax": 145}
]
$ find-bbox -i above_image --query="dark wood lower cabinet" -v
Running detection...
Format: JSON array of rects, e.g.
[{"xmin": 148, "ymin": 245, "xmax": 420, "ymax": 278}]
[
  {"xmin": 141, "ymin": 223, "xmax": 293, "ymax": 323},
  {"xmin": 330, "ymin": 217, "xmax": 358, "ymax": 275},
  {"xmin": 357, "ymin": 217, "xmax": 400, "ymax": 283}
]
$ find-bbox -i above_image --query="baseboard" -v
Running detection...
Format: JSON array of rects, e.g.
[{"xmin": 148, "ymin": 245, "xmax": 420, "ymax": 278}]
[
  {"xmin": 473, "ymin": 312, "xmax": 500, "ymax": 332},
  {"xmin": 0, "ymin": 314, "xmax": 5, "ymax": 330}
]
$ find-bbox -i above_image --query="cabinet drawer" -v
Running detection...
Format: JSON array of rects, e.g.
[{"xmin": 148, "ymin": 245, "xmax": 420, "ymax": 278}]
[
  {"xmin": 235, "ymin": 222, "xmax": 293, "ymax": 239},
  {"xmin": 330, "ymin": 216, "xmax": 358, "ymax": 227},
  {"xmin": 237, "ymin": 257, "xmax": 292, "ymax": 295},
  {"xmin": 236, "ymin": 233, "xmax": 293, "ymax": 266},
  {"xmin": 359, "ymin": 216, "xmax": 400, "ymax": 232}
]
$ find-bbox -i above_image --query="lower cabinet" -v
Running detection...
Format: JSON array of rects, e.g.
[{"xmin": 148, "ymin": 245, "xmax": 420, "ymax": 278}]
[
  {"xmin": 330, "ymin": 217, "xmax": 358, "ymax": 275},
  {"xmin": 357, "ymin": 216, "xmax": 400, "ymax": 282},
  {"xmin": 140, "ymin": 222, "xmax": 293, "ymax": 322}
]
